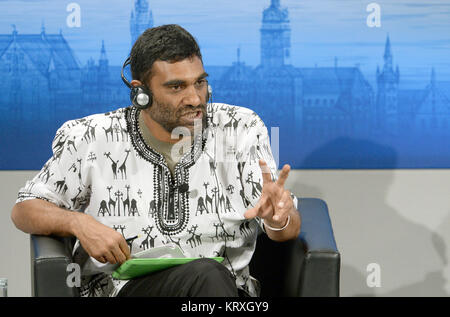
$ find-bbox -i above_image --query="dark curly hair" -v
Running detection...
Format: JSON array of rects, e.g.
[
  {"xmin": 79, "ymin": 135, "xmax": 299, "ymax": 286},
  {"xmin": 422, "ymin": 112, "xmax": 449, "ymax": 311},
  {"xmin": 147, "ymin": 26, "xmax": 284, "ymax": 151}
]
[{"xmin": 130, "ymin": 24, "xmax": 202, "ymax": 83}]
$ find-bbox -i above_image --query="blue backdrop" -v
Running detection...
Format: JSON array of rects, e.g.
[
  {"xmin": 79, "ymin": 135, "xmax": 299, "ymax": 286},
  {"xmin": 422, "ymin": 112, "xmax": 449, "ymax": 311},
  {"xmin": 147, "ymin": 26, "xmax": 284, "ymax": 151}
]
[{"xmin": 1, "ymin": 0, "xmax": 449, "ymax": 169}]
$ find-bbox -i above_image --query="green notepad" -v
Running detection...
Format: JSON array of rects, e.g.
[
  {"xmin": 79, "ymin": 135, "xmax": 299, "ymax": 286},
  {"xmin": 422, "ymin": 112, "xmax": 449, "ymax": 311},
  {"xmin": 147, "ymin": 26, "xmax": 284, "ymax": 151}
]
[{"xmin": 112, "ymin": 257, "xmax": 225, "ymax": 280}]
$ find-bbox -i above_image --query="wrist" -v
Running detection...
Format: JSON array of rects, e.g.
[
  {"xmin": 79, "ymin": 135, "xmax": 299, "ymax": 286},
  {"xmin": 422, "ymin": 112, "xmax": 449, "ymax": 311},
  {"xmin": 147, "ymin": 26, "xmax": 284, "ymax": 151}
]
[
  {"xmin": 68, "ymin": 211, "xmax": 85, "ymax": 237},
  {"xmin": 263, "ymin": 215, "xmax": 291, "ymax": 231}
]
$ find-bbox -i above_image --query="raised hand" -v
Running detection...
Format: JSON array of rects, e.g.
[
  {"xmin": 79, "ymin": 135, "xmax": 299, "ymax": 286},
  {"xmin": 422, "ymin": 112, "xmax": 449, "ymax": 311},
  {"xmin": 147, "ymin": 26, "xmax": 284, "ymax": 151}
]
[{"xmin": 244, "ymin": 159, "xmax": 294, "ymax": 229}]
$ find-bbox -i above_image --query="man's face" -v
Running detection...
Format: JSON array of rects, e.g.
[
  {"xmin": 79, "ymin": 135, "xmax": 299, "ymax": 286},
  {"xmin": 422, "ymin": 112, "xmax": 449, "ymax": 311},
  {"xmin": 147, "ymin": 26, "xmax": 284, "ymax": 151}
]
[{"xmin": 144, "ymin": 56, "xmax": 208, "ymax": 134}]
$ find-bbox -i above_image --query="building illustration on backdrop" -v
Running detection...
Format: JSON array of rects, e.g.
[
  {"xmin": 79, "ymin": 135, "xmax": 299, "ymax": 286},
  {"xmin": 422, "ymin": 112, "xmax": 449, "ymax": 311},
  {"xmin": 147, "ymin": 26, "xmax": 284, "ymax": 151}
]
[
  {"xmin": 0, "ymin": 0, "xmax": 449, "ymax": 168},
  {"xmin": 208, "ymin": 0, "xmax": 450, "ymax": 139},
  {"xmin": 130, "ymin": 0, "xmax": 154, "ymax": 47}
]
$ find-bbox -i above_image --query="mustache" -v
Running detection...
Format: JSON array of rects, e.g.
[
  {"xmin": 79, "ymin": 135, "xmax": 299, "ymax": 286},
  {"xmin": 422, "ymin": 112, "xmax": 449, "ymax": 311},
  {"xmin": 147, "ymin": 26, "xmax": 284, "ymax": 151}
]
[
  {"xmin": 179, "ymin": 90, "xmax": 210, "ymax": 116},
  {"xmin": 179, "ymin": 104, "xmax": 207, "ymax": 116}
]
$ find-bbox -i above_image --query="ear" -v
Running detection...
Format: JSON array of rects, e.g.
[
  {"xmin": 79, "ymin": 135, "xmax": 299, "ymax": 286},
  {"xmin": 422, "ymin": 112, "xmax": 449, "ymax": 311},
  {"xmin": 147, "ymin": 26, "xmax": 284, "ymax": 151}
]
[{"xmin": 131, "ymin": 79, "xmax": 143, "ymax": 87}]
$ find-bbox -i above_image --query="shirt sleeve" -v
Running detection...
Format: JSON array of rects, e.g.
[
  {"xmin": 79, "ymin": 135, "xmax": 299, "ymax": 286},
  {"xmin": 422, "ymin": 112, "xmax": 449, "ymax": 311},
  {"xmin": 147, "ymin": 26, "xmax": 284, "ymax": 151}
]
[
  {"xmin": 16, "ymin": 120, "xmax": 91, "ymax": 211},
  {"xmin": 237, "ymin": 112, "xmax": 298, "ymax": 232}
]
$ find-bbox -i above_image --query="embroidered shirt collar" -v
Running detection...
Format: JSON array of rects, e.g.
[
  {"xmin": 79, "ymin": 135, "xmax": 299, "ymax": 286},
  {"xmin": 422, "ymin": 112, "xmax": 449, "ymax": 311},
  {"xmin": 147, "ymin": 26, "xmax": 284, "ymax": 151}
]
[{"xmin": 125, "ymin": 106, "xmax": 208, "ymax": 171}]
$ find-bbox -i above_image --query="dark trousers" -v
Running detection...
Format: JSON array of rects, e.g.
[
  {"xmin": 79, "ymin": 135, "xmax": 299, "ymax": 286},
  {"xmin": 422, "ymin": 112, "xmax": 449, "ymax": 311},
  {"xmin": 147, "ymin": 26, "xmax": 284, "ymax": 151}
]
[{"xmin": 117, "ymin": 258, "xmax": 241, "ymax": 297}]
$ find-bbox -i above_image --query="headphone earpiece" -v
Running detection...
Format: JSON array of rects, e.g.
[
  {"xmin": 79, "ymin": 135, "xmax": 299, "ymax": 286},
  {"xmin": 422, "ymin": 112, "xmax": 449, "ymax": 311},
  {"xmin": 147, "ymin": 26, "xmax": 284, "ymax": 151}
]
[
  {"xmin": 121, "ymin": 57, "xmax": 152, "ymax": 109},
  {"xmin": 130, "ymin": 85, "xmax": 152, "ymax": 110}
]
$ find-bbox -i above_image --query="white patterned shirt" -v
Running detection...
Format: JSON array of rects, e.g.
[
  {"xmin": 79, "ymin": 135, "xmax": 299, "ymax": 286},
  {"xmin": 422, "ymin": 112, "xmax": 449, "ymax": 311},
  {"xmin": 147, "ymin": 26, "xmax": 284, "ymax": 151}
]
[{"xmin": 17, "ymin": 103, "xmax": 297, "ymax": 297}]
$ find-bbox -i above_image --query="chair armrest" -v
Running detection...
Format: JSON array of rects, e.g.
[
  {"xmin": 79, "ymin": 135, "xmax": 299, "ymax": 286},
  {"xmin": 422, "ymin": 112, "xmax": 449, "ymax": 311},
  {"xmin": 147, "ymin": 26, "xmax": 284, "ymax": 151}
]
[
  {"xmin": 30, "ymin": 235, "xmax": 79, "ymax": 297},
  {"xmin": 296, "ymin": 198, "xmax": 340, "ymax": 297}
]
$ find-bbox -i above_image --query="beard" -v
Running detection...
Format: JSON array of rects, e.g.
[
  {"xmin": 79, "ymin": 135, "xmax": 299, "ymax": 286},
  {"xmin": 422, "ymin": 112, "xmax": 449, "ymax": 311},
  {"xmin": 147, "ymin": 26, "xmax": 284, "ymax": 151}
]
[{"xmin": 145, "ymin": 95, "xmax": 208, "ymax": 136}]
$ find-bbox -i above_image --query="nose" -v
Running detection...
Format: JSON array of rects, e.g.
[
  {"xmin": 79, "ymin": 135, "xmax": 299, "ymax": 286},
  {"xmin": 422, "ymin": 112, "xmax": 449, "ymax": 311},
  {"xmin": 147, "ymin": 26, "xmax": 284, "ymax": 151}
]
[{"xmin": 183, "ymin": 85, "xmax": 202, "ymax": 106}]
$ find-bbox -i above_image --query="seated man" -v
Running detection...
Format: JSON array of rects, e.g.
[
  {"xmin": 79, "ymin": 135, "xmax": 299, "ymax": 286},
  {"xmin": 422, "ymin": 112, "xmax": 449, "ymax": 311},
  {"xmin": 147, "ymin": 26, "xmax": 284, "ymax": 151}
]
[{"xmin": 11, "ymin": 24, "xmax": 300, "ymax": 297}]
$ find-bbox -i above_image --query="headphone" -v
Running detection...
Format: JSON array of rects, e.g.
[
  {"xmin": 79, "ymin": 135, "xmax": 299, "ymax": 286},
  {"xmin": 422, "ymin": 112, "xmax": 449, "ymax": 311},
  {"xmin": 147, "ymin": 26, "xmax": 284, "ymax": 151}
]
[
  {"xmin": 121, "ymin": 56, "xmax": 212, "ymax": 110},
  {"xmin": 121, "ymin": 57, "xmax": 153, "ymax": 109}
]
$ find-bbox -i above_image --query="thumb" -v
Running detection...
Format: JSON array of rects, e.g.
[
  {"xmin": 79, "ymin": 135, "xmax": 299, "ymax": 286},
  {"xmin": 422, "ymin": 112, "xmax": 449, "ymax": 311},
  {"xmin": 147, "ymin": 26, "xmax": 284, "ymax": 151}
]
[{"xmin": 244, "ymin": 202, "xmax": 260, "ymax": 219}]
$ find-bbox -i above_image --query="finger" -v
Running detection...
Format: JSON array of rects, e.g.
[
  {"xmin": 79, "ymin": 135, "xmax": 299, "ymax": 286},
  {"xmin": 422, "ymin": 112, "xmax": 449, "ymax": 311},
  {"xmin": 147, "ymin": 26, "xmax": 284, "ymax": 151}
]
[
  {"xmin": 118, "ymin": 237, "xmax": 131, "ymax": 261},
  {"xmin": 259, "ymin": 160, "xmax": 272, "ymax": 184},
  {"xmin": 244, "ymin": 198, "xmax": 263, "ymax": 219},
  {"xmin": 259, "ymin": 198, "xmax": 274, "ymax": 219},
  {"xmin": 272, "ymin": 190, "xmax": 291, "ymax": 222},
  {"xmin": 102, "ymin": 251, "xmax": 117, "ymax": 265},
  {"xmin": 244, "ymin": 194, "xmax": 273, "ymax": 219},
  {"xmin": 111, "ymin": 244, "xmax": 127, "ymax": 264},
  {"xmin": 264, "ymin": 183, "xmax": 284, "ymax": 212},
  {"xmin": 276, "ymin": 164, "xmax": 291, "ymax": 188},
  {"xmin": 244, "ymin": 206, "xmax": 258, "ymax": 219}
]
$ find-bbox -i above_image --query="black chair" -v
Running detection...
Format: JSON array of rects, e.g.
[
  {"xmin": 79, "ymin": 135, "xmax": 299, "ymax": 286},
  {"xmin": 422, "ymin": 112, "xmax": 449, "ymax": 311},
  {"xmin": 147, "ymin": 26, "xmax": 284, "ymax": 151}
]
[{"xmin": 30, "ymin": 198, "xmax": 340, "ymax": 297}]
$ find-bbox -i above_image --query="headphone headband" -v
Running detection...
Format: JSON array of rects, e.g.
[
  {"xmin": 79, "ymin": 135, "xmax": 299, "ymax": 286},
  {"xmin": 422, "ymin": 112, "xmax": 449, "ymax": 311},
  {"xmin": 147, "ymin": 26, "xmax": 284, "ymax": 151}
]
[{"xmin": 121, "ymin": 57, "xmax": 132, "ymax": 89}]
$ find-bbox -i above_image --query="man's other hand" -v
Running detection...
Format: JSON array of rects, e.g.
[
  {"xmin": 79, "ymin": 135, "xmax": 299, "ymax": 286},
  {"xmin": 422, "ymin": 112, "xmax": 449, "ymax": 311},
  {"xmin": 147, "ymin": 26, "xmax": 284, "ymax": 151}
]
[{"xmin": 72, "ymin": 213, "xmax": 131, "ymax": 264}]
